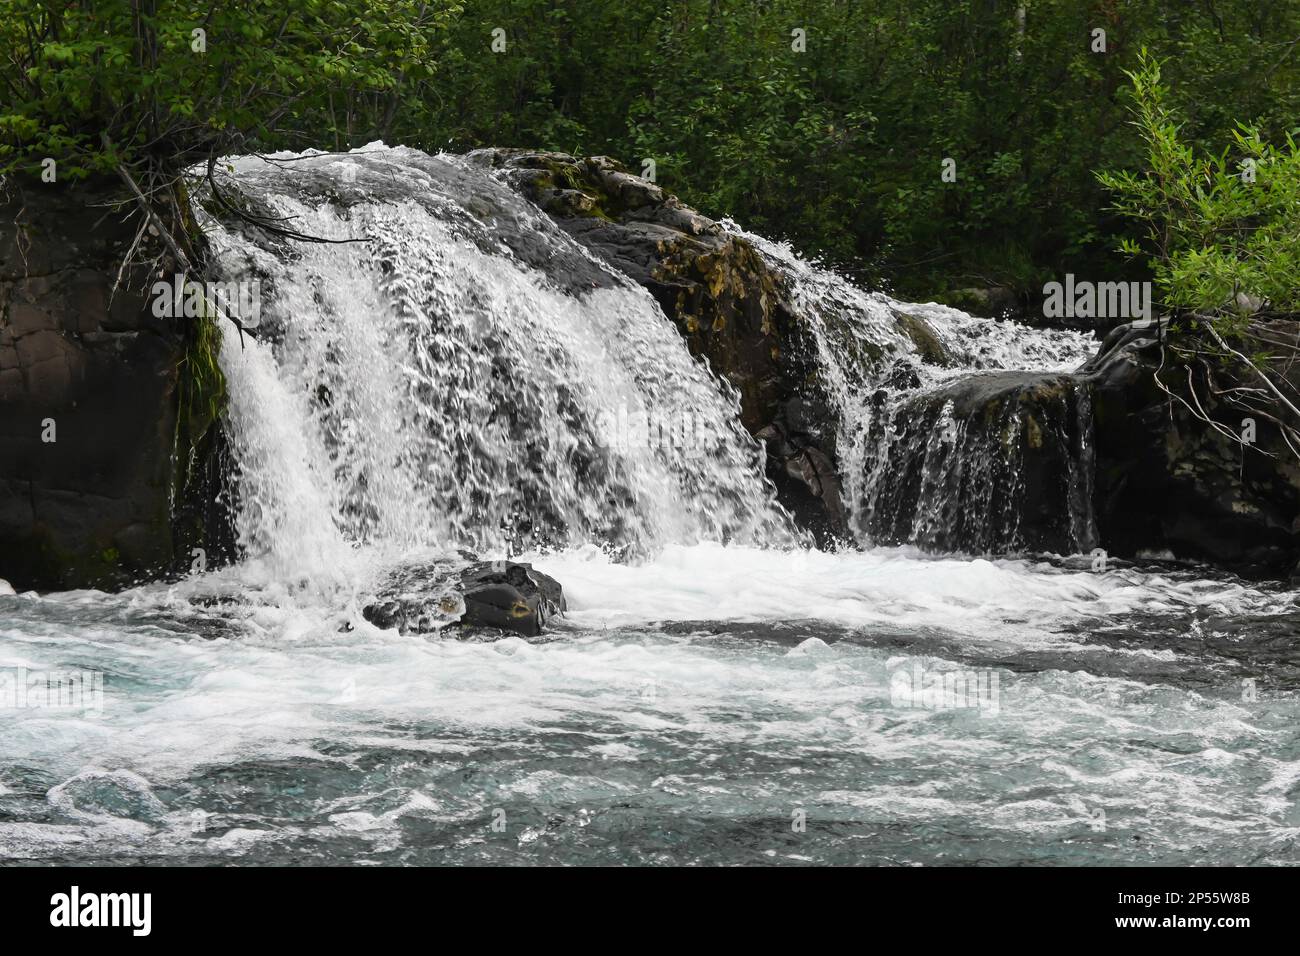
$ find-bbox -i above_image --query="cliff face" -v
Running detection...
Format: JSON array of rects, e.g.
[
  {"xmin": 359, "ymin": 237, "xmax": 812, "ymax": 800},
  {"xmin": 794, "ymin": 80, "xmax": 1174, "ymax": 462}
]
[{"xmin": 0, "ymin": 180, "xmax": 227, "ymax": 590}]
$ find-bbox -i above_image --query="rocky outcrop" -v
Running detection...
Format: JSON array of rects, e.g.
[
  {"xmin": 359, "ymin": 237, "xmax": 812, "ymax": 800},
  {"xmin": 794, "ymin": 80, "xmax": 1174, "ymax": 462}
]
[
  {"xmin": 1081, "ymin": 319, "xmax": 1300, "ymax": 574},
  {"xmin": 0, "ymin": 179, "xmax": 229, "ymax": 590},
  {"xmin": 362, "ymin": 560, "xmax": 566, "ymax": 637},
  {"xmin": 470, "ymin": 149, "xmax": 847, "ymax": 542},
  {"xmin": 859, "ymin": 371, "xmax": 1097, "ymax": 554},
  {"xmin": 893, "ymin": 315, "xmax": 1300, "ymax": 573}
]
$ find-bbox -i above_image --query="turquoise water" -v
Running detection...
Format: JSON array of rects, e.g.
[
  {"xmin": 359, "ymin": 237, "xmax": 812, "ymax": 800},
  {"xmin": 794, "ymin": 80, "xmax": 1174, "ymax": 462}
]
[
  {"xmin": 2, "ymin": 546, "xmax": 1297, "ymax": 866},
  {"xmin": 5, "ymin": 147, "xmax": 1293, "ymax": 867}
]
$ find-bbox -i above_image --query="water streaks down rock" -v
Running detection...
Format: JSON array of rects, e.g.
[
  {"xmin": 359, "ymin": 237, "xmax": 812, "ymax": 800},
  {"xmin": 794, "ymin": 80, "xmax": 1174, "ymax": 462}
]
[
  {"xmin": 856, "ymin": 372, "xmax": 1098, "ymax": 553},
  {"xmin": 471, "ymin": 148, "xmax": 848, "ymax": 542}
]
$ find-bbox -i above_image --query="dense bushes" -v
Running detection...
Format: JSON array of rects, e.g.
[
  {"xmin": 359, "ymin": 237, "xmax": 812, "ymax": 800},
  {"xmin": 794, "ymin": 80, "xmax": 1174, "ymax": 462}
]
[
  {"xmin": 4, "ymin": 0, "xmax": 1299, "ymax": 300},
  {"xmin": 1100, "ymin": 52, "xmax": 1300, "ymax": 323},
  {"xmin": 0, "ymin": 1, "xmax": 455, "ymax": 178},
  {"xmin": 421, "ymin": 0, "xmax": 1300, "ymax": 298}
]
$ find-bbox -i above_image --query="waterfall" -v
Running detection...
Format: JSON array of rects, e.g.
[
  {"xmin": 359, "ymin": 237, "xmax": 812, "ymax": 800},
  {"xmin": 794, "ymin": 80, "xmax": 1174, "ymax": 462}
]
[
  {"xmin": 198, "ymin": 145, "xmax": 798, "ymax": 580},
  {"xmin": 11, "ymin": 148, "xmax": 1295, "ymax": 871},
  {"xmin": 735, "ymin": 227, "xmax": 1100, "ymax": 554},
  {"xmin": 198, "ymin": 143, "xmax": 1103, "ymax": 574}
]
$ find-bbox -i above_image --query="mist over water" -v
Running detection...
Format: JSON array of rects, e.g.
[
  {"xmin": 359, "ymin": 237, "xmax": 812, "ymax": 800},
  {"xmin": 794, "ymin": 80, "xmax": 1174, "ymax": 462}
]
[{"xmin": 1, "ymin": 146, "xmax": 1297, "ymax": 866}]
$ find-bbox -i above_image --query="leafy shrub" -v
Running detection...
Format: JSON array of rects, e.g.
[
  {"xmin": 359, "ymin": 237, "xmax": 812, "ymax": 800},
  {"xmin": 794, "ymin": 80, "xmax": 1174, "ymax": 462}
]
[{"xmin": 1099, "ymin": 51, "xmax": 1300, "ymax": 323}]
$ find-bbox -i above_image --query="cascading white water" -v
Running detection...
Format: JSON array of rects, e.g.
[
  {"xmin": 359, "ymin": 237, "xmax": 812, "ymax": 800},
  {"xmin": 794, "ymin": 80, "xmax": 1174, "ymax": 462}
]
[
  {"xmin": 200, "ymin": 146, "xmax": 798, "ymax": 579},
  {"xmin": 201, "ymin": 146, "xmax": 1108, "ymax": 569},
  {"xmin": 4, "ymin": 145, "xmax": 1297, "ymax": 868},
  {"xmin": 733, "ymin": 226, "xmax": 1100, "ymax": 553}
]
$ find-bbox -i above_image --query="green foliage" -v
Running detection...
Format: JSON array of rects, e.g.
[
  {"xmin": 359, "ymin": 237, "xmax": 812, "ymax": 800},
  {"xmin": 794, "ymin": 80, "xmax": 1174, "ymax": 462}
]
[
  {"xmin": 0, "ymin": 0, "xmax": 461, "ymax": 177},
  {"xmin": 181, "ymin": 303, "xmax": 225, "ymax": 435},
  {"xmin": 416, "ymin": 0, "xmax": 1300, "ymax": 297},
  {"xmin": 1100, "ymin": 52, "xmax": 1300, "ymax": 321},
  {"xmin": 4, "ymin": 0, "xmax": 1300, "ymax": 299}
]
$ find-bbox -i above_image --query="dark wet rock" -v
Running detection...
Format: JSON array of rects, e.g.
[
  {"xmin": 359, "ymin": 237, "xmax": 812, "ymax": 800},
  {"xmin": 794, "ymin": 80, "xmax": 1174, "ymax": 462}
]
[
  {"xmin": 47, "ymin": 768, "xmax": 167, "ymax": 823},
  {"xmin": 0, "ymin": 179, "xmax": 232, "ymax": 590},
  {"xmin": 471, "ymin": 148, "xmax": 847, "ymax": 540},
  {"xmin": 756, "ymin": 398, "xmax": 846, "ymax": 540},
  {"xmin": 362, "ymin": 560, "xmax": 566, "ymax": 638},
  {"xmin": 892, "ymin": 309, "xmax": 954, "ymax": 367},
  {"xmin": 458, "ymin": 561, "xmax": 565, "ymax": 636},
  {"xmin": 1080, "ymin": 318, "xmax": 1300, "ymax": 574},
  {"xmin": 860, "ymin": 371, "xmax": 1097, "ymax": 554},
  {"xmin": 937, "ymin": 287, "xmax": 1022, "ymax": 319}
]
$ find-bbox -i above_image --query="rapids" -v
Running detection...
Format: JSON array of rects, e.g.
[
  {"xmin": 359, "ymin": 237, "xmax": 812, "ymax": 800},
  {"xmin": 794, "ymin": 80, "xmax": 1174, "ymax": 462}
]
[{"xmin": 1, "ymin": 145, "xmax": 1296, "ymax": 866}]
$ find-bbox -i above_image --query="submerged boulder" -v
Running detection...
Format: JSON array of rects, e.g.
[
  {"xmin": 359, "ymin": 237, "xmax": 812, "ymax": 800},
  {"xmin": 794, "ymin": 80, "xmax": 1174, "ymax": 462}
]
[
  {"xmin": 362, "ymin": 560, "xmax": 566, "ymax": 638},
  {"xmin": 893, "ymin": 309, "xmax": 956, "ymax": 367}
]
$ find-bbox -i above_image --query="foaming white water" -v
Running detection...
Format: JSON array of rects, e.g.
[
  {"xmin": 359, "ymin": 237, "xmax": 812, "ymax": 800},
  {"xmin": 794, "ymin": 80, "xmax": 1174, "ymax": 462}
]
[
  {"xmin": 527, "ymin": 543, "xmax": 1295, "ymax": 639},
  {"xmin": 218, "ymin": 332, "xmax": 357, "ymax": 587},
  {"xmin": 4, "ymin": 544, "xmax": 1293, "ymax": 776},
  {"xmin": 733, "ymin": 226, "xmax": 1096, "ymax": 379},
  {"xmin": 732, "ymin": 225, "xmax": 1099, "ymax": 552},
  {"xmin": 1, "ymin": 544, "xmax": 1296, "ymax": 864},
  {"xmin": 203, "ymin": 146, "xmax": 795, "ymax": 581},
  {"xmin": 893, "ymin": 300, "xmax": 1096, "ymax": 375}
]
